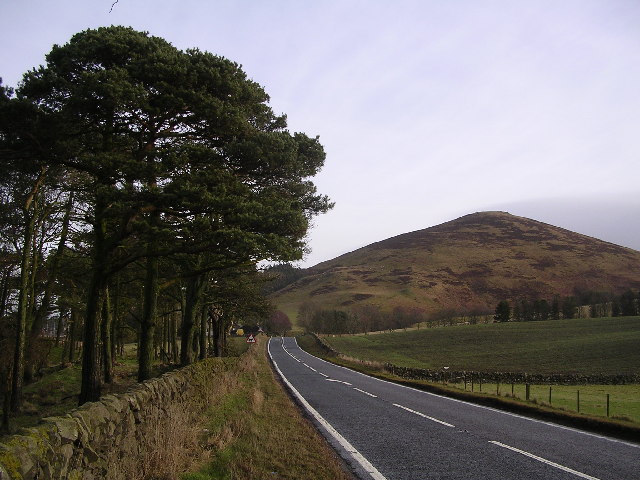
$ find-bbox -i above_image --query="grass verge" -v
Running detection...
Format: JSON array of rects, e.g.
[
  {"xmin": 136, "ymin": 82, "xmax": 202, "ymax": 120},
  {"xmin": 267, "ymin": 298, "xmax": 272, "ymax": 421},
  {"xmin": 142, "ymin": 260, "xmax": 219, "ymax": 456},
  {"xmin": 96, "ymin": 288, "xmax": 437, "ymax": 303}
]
[{"xmin": 182, "ymin": 336, "xmax": 355, "ymax": 480}]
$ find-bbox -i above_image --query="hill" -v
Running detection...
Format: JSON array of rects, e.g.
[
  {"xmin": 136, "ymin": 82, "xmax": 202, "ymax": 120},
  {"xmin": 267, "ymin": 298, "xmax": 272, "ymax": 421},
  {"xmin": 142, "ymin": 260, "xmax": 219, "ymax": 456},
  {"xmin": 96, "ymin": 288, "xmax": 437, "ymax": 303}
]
[{"xmin": 271, "ymin": 211, "xmax": 640, "ymax": 318}]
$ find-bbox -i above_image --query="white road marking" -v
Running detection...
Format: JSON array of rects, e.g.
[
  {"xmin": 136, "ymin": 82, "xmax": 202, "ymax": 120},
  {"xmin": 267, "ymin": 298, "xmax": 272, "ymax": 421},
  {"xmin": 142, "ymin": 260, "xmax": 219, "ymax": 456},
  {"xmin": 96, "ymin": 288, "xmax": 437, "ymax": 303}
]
[
  {"xmin": 281, "ymin": 343, "xmax": 301, "ymax": 362},
  {"xmin": 268, "ymin": 339, "xmax": 388, "ymax": 480},
  {"xmin": 319, "ymin": 372, "xmax": 329, "ymax": 377},
  {"xmin": 393, "ymin": 403, "xmax": 455, "ymax": 428},
  {"xmin": 326, "ymin": 379, "xmax": 352, "ymax": 386},
  {"xmin": 354, "ymin": 388, "xmax": 378, "ymax": 398},
  {"xmin": 489, "ymin": 441, "xmax": 601, "ymax": 480},
  {"xmin": 303, "ymin": 363, "xmax": 317, "ymax": 372},
  {"xmin": 291, "ymin": 339, "xmax": 639, "ymax": 449}
]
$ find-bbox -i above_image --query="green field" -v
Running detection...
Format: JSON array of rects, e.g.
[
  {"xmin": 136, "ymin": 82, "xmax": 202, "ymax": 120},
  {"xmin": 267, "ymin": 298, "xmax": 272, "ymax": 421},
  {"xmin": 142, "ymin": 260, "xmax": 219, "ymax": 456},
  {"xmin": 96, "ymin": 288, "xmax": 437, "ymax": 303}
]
[
  {"xmin": 317, "ymin": 316, "xmax": 640, "ymax": 424},
  {"xmin": 322, "ymin": 316, "xmax": 640, "ymax": 375}
]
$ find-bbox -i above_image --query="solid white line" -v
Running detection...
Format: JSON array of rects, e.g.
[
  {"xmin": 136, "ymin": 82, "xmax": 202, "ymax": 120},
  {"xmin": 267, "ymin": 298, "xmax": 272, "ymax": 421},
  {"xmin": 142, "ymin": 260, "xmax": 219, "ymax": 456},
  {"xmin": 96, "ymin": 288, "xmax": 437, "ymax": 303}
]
[
  {"xmin": 393, "ymin": 403, "xmax": 455, "ymax": 428},
  {"xmin": 489, "ymin": 441, "xmax": 601, "ymax": 480},
  {"xmin": 319, "ymin": 372, "xmax": 329, "ymax": 377},
  {"xmin": 290, "ymin": 339, "xmax": 639, "ymax": 449},
  {"xmin": 268, "ymin": 339, "xmax": 388, "ymax": 480},
  {"xmin": 354, "ymin": 388, "xmax": 378, "ymax": 398}
]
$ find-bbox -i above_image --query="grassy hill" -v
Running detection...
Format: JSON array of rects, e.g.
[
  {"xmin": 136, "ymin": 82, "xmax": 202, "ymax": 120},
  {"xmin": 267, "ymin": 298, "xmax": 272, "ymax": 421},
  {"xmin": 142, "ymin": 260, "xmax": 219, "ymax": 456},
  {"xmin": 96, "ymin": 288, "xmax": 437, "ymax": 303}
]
[{"xmin": 271, "ymin": 211, "xmax": 640, "ymax": 319}]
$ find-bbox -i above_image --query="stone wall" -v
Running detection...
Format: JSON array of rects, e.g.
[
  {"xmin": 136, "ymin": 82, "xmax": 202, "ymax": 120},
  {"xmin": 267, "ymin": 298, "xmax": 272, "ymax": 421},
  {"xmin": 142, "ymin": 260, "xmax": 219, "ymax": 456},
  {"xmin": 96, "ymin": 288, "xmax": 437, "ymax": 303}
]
[
  {"xmin": 0, "ymin": 358, "xmax": 223, "ymax": 480},
  {"xmin": 384, "ymin": 364, "xmax": 640, "ymax": 385}
]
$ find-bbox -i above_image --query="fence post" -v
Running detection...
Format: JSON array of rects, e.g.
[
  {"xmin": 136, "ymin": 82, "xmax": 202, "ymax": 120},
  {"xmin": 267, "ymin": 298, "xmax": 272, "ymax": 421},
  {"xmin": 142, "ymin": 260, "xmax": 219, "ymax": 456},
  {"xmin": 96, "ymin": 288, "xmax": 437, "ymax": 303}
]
[
  {"xmin": 549, "ymin": 386, "xmax": 552, "ymax": 404},
  {"xmin": 577, "ymin": 390, "xmax": 580, "ymax": 413},
  {"xmin": 496, "ymin": 381, "xmax": 500, "ymax": 396},
  {"xmin": 511, "ymin": 383, "xmax": 514, "ymax": 397},
  {"xmin": 526, "ymin": 384, "xmax": 530, "ymax": 401},
  {"xmin": 471, "ymin": 378, "xmax": 474, "ymax": 392},
  {"xmin": 607, "ymin": 394, "xmax": 610, "ymax": 417}
]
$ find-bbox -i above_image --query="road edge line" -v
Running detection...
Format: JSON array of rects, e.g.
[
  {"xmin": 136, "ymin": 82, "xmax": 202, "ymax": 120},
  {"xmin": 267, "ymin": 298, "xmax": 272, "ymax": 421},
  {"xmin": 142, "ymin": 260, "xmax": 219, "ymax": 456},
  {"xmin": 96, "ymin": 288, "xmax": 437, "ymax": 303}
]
[{"xmin": 268, "ymin": 338, "xmax": 388, "ymax": 480}]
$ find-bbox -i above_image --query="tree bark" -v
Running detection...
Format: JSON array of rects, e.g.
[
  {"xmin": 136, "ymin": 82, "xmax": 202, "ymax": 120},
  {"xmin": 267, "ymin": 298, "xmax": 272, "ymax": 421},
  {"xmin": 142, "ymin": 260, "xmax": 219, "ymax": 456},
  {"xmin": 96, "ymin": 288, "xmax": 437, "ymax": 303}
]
[
  {"xmin": 180, "ymin": 274, "xmax": 205, "ymax": 366},
  {"xmin": 138, "ymin": 209, "xmax": 160, "ymax": 382},
  {"xmin": 10, "ymin": 207, "xmax": 36, "ymax": 411},
  {"xmin": 101, "ymin": 285, "xmax": 113, "ymax": 383},
  {"xmin": 79, "ymin": 195, "xmax": 108, "ymax": 405},
  {"xmin": 26, "ymin": 192, "xmax": 73, "ymax": 379},
  {"xmin": 79, "ymin": 267, "xmax": 105, "ymax": 404},
  {"xmin": 199, "ymin": 306, "xmax": 207, "ymax": 360}
]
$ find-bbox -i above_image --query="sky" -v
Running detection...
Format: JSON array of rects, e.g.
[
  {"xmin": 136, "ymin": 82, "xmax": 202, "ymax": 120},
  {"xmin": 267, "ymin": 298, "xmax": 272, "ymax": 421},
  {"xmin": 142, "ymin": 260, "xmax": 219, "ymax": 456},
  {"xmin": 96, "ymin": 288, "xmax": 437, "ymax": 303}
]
[{"xmin": 2, "ymin": 1, "xmax": 639, "ymax": 266}]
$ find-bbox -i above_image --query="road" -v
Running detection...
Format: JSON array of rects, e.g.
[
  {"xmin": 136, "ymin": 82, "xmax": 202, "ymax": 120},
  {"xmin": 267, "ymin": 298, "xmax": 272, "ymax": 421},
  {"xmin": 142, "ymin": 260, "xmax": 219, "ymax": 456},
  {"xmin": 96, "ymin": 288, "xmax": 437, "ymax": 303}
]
[{"xmin": 268, "ymin": 337, "xmax": 639, "ymax": 480}]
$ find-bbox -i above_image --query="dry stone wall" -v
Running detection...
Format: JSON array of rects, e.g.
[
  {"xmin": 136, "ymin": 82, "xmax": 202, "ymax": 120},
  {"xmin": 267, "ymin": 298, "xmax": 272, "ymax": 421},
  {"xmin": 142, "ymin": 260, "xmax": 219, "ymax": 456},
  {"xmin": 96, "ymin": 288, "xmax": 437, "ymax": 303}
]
[{"xmin": 0, "ymin": 358, "xmax": 220, "ymax": 480}]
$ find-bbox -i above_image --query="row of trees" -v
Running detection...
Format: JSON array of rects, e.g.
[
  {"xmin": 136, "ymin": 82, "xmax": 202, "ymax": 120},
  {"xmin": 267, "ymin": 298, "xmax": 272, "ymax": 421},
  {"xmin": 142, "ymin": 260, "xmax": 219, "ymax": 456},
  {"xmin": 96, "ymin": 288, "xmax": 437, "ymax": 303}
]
[
  {"xmin": 294, "ymin": 289, "xmax": 640, "ymax": 335},
  {"xmin": 297, "ymin": 302, "xmax": 431, "ymax": 335},
  {"xmin": 494, "ymin": 289, "xmax": 640, "ymax": 322},
  {"xmin": 0, "ymin": 26, "xmax": 331, "ymax": 423}
]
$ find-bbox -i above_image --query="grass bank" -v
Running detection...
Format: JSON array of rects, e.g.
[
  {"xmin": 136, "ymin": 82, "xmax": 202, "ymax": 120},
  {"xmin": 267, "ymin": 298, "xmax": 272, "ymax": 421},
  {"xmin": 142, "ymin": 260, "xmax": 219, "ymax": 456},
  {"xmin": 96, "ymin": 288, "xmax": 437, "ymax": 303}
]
[{"xmin": 182, "ymin": 336, "xmax": 354, "ymax": 480}]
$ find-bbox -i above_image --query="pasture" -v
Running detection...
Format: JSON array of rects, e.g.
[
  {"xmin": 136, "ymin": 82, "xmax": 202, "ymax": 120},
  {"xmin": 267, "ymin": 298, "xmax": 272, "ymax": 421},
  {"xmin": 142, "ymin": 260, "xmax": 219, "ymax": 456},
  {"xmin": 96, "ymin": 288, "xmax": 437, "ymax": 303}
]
[{"xmin": 322, "ymin": 316, "xmax": 640, "ymax": 375}]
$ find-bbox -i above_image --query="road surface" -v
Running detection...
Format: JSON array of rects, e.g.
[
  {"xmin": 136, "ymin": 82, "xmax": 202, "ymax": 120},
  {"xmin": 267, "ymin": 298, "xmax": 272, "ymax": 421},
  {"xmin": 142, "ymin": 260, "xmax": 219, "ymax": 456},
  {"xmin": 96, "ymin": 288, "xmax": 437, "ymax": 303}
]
[{"xmin": 268, "ymin": 336, "xmax": 639, "ymax": 480}]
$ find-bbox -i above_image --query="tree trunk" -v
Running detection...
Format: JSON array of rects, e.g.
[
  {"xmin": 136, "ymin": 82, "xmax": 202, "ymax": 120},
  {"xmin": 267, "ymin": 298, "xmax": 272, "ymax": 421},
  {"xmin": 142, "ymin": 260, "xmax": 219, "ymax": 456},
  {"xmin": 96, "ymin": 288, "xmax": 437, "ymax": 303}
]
[
  {"xmin": 10, "ymin": 208, "xmax": 36, "ymax": 412},
  {"xmin": 138, "ymin": 215, "xmax": 159, "ymax": 382},
  {"xmin": 171, "ymin": 306, "xmax": 179, "ymax": 363},
  {"xmin": 0, "ymin": 268, "xmax": 11, "ymax": 320},
  {"xmin": 101, "ymin": 286, "xmax": 113, "ymax": 384},
  {"xmin": 79, "ymin": 198, "xmax": 109, "ymax": 405},
  {"xmin": 54, "ymin": 312, "xmax": 64, "ymax": 348},
  {"xmin": 26, "ymin": 192, "xmax": 73, "ymax": 379},
  {"xmin": 211, "ymin": 311, "xmax": 227, "ymax": 358},
  {"xmin": 180, "ymin": 274, "xmax": 205, "ymax": 366},
  {"xmin": 79, "ymin": 268, "xmax": 105, "ymax": 404},
  {"xmin": 199, "ymin": 306, "xmax": 208, "ymax": 360}
]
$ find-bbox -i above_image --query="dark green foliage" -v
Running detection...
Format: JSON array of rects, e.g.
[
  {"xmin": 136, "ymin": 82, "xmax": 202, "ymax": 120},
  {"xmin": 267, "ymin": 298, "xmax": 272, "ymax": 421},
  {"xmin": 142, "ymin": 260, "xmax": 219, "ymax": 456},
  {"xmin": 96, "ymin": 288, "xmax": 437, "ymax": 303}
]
[
  {"xmin": 1, "ymin": 26, "xmax": 331, "ymax": 406},
  {"xmin": 494, "ymin": 300, "xmax": 511, "ymax": 322},
  {"xmin": 619, "ymin": 290, "xmax": 638, "ymax": 316}
]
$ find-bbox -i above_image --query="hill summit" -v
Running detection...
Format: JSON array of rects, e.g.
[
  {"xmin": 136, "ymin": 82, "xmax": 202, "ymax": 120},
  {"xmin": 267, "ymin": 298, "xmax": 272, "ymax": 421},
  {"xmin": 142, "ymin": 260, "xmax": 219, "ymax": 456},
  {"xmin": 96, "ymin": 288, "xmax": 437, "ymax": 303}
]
[{"xmin": 271, "ymin": 211, "xmax": 640, "ymax": 316}]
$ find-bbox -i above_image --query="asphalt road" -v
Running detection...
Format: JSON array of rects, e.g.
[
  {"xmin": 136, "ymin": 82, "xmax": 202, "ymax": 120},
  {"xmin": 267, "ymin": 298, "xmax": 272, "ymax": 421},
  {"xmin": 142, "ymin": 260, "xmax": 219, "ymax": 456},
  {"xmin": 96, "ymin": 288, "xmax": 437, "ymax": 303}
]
[{"xmin": 268, "ymin": 336, "xmax": 640, "ymax": 480}]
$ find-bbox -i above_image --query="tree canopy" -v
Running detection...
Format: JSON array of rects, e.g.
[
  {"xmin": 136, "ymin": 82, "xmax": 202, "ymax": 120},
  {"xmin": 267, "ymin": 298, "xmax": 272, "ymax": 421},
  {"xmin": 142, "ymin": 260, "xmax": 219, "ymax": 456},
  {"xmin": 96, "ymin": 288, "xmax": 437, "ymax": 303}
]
[{"xmin": 0, "ymin": 26, "xmax": 332, "ymax": 408}]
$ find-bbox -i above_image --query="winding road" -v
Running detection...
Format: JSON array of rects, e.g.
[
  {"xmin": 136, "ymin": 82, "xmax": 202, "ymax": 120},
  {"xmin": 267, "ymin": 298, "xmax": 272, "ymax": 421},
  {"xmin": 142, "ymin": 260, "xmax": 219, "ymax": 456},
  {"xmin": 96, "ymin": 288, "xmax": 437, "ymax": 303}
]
[{"xmin": 268, "ymin": 337, "xmax": 639, "ymax": 480}]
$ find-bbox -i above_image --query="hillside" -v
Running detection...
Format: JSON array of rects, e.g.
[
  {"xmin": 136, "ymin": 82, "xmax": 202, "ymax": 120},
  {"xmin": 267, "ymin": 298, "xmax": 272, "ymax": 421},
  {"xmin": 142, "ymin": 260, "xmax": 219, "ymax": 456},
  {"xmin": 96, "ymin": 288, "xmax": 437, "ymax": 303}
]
[{"xmin": 271, "ymin": 211, "xmax": 640, "ymax": 317}]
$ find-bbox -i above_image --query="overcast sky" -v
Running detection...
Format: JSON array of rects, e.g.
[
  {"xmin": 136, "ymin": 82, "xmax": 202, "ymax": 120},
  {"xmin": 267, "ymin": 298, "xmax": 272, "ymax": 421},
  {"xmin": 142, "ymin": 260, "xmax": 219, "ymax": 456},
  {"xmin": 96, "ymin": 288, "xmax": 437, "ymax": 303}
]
[{"xmin": 2, "ymin": 1, "xmax": 639, "ymax": 266}]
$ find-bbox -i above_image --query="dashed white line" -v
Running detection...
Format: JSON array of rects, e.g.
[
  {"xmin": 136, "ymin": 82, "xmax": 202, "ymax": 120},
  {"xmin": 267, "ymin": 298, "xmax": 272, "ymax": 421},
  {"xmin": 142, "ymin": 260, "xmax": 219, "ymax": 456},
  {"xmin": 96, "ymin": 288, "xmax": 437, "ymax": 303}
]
[
  {"xmin": 281, "ymin": 342, "xmax": 301, "ymax": 362},
  {"xmin": 303, "ymin": 363, "xmax": 318, "ymax": 372},
  {"xmin": 290, "ymin": 338, "xmax": 639, "ymax": 450},
  {"xmin": 354, "ymin": 388, "xmax": 378, "ymax": 398},
  {"xmin": 319, "ymin": 372, "xmax": 329, "ymax": 378},
  {"xmin": 489, "ymin": 441, "xmax": 601, "ymax": 480},
  {"xmin": 326, "ymin": 379, "xmax": 352, "ymax": 385},
  {"xmin": 393, "ymin": 403, "xmax": 455, "ymax": 428}
]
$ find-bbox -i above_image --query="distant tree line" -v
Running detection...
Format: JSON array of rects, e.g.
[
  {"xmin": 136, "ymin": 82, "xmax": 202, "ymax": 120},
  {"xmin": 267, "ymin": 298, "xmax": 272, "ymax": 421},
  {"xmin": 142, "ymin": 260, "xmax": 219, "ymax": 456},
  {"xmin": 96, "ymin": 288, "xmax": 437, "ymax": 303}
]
[
  {"xmin": 0, "ymin": 26, "xmax": 330, "ymax": 430},
  {"xmin": 297, "ymin": 302, "xmax": 427, "ymax": 335},
  {"xmin": 494, "ymin": 289, "xmax": 640, "ymax": 322}
]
